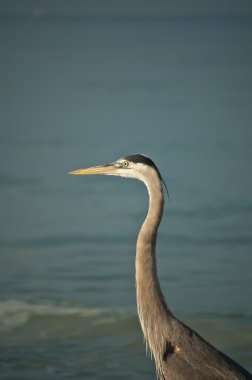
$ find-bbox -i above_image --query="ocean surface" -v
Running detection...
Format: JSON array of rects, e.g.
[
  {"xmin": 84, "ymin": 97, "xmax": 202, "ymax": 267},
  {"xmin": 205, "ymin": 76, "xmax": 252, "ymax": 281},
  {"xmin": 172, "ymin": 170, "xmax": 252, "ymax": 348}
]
[{"xmin": 0, "ymin": 1, "xmax": 252, "ymax": 379}]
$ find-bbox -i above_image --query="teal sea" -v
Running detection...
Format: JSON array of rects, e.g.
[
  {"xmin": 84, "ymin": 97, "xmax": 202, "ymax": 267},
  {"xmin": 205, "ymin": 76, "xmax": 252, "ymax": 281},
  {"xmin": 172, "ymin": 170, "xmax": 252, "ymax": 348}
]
[{"xmin": 0, "ymin": 1, "xmax": 252, "ymax": 379}]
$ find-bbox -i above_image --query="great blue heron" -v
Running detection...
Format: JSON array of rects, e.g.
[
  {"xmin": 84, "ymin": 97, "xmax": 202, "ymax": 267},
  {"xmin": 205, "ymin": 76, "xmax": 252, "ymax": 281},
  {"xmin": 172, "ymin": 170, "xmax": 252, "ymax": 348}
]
[{"xmin": 70, "ymin": 154, "xmax": 251, "ymax": 380}]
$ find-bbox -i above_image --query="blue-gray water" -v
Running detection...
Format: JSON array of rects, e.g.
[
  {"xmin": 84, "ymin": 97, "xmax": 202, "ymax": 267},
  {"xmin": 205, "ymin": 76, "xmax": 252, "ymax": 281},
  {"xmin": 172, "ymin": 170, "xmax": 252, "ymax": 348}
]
[{"xmin": 0, "ymin": 1, "xmax": 252, "ymax": 379}]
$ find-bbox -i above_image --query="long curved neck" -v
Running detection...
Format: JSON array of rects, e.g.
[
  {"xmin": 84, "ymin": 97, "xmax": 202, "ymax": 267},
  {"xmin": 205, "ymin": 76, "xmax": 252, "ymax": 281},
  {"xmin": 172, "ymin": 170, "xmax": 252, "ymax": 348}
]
[{"xmin": 135, "ymin": 169, "xmax": 172, "ymax": 365}]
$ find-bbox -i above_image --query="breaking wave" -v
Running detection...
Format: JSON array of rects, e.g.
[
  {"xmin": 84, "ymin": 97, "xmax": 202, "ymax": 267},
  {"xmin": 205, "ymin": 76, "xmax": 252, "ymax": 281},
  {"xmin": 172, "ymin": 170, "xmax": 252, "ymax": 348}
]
[{"xmin": 0, "ymin": 299, "xmax": 107, "ymax": 333}]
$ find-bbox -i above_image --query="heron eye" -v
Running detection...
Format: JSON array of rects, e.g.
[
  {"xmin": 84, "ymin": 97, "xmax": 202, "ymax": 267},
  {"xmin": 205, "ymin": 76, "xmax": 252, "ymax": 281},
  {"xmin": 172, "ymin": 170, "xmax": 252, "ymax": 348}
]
[{"xmin": 123, "ymin": 161, "xmax": 129, "ymax": 168}]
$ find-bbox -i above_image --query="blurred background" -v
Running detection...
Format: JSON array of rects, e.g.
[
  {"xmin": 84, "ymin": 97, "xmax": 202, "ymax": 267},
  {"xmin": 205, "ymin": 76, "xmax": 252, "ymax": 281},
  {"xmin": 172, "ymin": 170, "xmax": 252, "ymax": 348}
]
[{"xmin": 0, "ymin": 0, "xmax": 252, "ymax": 379}]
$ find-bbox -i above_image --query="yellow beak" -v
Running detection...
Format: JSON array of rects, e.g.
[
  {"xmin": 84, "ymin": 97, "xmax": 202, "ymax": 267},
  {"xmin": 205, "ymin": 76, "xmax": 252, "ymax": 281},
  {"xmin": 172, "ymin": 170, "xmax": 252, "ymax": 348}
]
[{"xmin": 68, "ymin": 163, "xmax": 117, "ymax": 176}]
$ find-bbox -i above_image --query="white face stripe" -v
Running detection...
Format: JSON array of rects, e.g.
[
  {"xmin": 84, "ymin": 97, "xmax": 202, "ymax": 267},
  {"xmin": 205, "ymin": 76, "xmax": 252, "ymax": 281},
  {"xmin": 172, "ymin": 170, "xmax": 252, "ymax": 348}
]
[
  {"xmin": 110, "ymin": 161, "xmax": 159, "ymax": 183},
  {"xmin": 112, "ymin": 157, "xmax": 169, "ymax": 200}
]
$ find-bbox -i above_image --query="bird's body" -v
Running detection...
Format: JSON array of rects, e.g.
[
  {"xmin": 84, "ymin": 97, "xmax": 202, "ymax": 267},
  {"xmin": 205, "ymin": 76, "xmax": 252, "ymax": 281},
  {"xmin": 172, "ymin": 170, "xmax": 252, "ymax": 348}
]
[{"xmin": 70, "ymin": 154, "xmax": 251, "ymax": 380}]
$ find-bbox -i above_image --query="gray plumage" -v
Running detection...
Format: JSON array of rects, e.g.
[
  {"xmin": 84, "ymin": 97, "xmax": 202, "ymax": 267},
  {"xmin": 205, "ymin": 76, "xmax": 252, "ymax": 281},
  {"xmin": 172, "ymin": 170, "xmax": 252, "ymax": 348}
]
[{"xmin": 70, "ymin": 153, "xmax": 252, "ymax": 380}]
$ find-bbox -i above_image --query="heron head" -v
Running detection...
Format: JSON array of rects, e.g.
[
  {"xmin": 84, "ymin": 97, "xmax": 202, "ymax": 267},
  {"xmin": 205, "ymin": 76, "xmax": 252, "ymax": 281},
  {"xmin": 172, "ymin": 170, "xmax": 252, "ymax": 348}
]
[
  {"xmin": 69, "ymin": 154, "xmax": 157, "ymax": 179},
  {"xmin": 69, "ymin": 153, "xmax": 169, "ymax": 199}
]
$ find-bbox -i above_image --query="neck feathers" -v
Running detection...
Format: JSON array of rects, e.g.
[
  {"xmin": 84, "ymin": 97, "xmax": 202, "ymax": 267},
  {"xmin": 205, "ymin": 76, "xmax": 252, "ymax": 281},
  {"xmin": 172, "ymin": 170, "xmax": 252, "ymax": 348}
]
[{"xmin": 135, "ymin": 168, "xmax": 172, "ymax": 369}]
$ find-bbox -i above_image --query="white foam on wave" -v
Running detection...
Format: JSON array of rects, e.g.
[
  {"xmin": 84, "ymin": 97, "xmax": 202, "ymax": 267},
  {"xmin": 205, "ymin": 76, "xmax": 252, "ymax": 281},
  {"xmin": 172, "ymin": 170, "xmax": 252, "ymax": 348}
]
[{"xmin": 0, "ymin": 299, "xmax": 105, "ymax": 333}]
